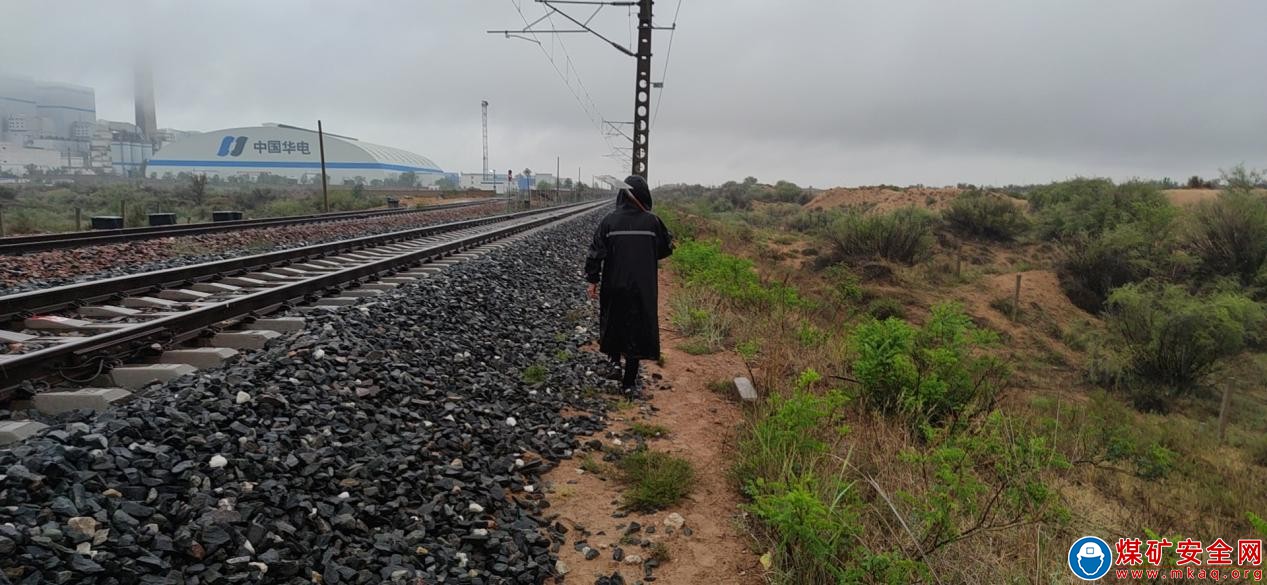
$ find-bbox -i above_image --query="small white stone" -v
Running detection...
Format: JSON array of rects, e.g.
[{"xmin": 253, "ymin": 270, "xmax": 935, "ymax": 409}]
[
  {"xmin": 555, "ymin": 560, "xmax": 570, "ymax": 575},
  {"xmin": 623, "ymin": 555, "xmax": 643, "ymax": 565},
  {"xmin": 450, "ymin": 458, "xmax": 464, "ymax": 469},
  {"xmin": 248, "ymin": 562, "xmax": 269, "ymax": 574},
  {"xmin": 468, "ymin": 502, "xmax": 485, "ymax": 513},
  {"xmin": 524, "ymin": 485, "xmax": 535, "ymax": 493},
  {"xmin": 338, "ymin": 492, "xmax": 350, "ymax": 499},
  {"xmin": 472, "ymin": 528, "xmax": 488, "ymax": 537},
  {"xmin": 209, "ymin": 455, "xmax": 228, "ymax": 469},
  {"xmin": 235, "ymin": 391, "xmax": 251, "ymax": 404},
  {"xmin": 313, "ymin": 349, "xmax": 325, "ymax": 360},
  {"xmin": 505, "ymin": 417, "xmax": 517, "ymax": 427},
  {"xmin": 664, "ymin": 512, "xmax": 686, "ymax": 529},
  {"xmin": 514, "ymin": 458, "xmax": 525, "ymax": 468},
  {"xmin": 613, "ymin": 438, "xmax": 623, "ymax": 446}
]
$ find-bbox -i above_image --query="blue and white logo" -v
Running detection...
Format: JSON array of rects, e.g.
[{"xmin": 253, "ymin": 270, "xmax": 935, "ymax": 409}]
[
  {"xmin": 1068, "ymin": 536, "xmax": 1112, "ymax": 580},
  {"xmin": 216, "ymin": 135, "xmax": 248, "ymax": 157}
]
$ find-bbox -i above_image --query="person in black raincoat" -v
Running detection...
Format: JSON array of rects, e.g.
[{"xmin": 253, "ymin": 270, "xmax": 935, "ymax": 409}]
[{"xmin": 585, "ymin": 175, "xmax": 674, "ymax": 392}]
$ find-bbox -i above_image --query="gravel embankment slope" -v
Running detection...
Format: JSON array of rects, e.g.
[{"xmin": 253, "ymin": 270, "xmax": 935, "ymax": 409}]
[{"xmin": 0, "ymin": 208, "xmax": 618, "ymax": 584}]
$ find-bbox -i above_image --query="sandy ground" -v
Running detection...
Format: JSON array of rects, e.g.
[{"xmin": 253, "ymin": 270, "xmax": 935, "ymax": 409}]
[
  {"xmin": 541, "ymin": 275, "xmax": 764, "ymax": 585},
  {"xmin": 805, "ymin": 186, "xmax": 962, "ymax": 212},
  {"xmin": 1163, "ymin": 188, "xmax": 1221, "ymax": 206}
]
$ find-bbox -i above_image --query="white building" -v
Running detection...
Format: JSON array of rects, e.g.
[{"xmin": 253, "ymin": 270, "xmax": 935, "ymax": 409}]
[
  {"xmin": 0, "ymin": 142, "xmax": 64, "ymax": 176},
  {"xmin": 146, "ymin": 124, "xmax": 446, "ymax": 184},
  {"xmin": 0, "ymin": 74, "xmax": 99, "ymax": 174}
]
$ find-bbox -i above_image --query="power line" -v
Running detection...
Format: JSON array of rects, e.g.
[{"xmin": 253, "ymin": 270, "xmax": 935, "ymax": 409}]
[
  {"xmin": 506, "ymin": 0, "xmax": 628, "ymax": 165},
  {"xmin": 493, "ymin": 0, "xmax": 657, "ymax": 177},
  {"xmin": 651, "ymin": 0, "xmax": 683, "ymax": 131}
]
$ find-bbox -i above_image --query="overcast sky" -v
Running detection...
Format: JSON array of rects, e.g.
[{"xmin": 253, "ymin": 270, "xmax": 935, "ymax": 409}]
[{"xmin": 3, "ymin": 0, "xmax": 1265, "ymax": 187}]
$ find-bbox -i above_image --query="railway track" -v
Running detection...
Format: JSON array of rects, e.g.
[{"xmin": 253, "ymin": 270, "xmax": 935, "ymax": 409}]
[
  {"xmin": 0, "ymin": 199, "xmax": 605, "ymax": 402},
  {"xmin": 0, "ymin": 198, "xmax": 495, "ymax": 254}
]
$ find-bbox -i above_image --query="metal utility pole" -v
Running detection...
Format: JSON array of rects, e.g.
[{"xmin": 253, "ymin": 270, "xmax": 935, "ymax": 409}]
[
  {"xmin": 556, "ymin": 156, "xmax": 561, "ymax": 205},
  {"xmin": 318, "ymin": 120, "xmax": 329, "ymax": 213},
  {"xmin": 630, "ymin": 0, "xmax": 653, "ymax": 178},
  {"xmin": 481, "ymin": 100, "xmax": 490, "ymax": 182},
  {"xmin": 490, "ymin": 0, "xmax": 668, "ymax": 181}
]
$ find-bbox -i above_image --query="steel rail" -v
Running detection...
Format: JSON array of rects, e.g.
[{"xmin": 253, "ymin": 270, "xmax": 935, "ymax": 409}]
[
  {"xmin": 0, "ymin": 200, "xmax": 606, "ymax": 395},
  {"xmin": 0, "ymin": 199, "xmax": 496, "ymax": 254},
  {"xmin": 0, "ymin": 204, "xmax": 568, "ymax": 322}
]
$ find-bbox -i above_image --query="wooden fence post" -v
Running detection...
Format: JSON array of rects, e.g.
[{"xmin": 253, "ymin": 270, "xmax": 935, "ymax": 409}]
[
  {"xmin": 1012, "ymin": 273, "xmax": 1022, "ymax": 321},
  {"xmin": 1218, "ymin": 384, "xmax": 1232, "ymax": 443}
]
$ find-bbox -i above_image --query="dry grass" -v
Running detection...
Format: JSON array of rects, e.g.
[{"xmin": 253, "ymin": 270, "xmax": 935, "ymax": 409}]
[{"xmin": 661, "ymin": 198, "xmax": 1267, "ymax": 581}]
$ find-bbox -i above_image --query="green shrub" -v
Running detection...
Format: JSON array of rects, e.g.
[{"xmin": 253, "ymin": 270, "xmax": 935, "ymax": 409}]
[
  {"xmin": 851, "ymin": 303, "xmax": 1008, "ymax": 427},
  {"xmin": 795, "ymin": 321, "xmax": 828, "ymax": 348},
  {"xmin": 617, "ymin": 448, "xmax": 695, "ymax": 511},
  {"xmin": 1056, "ymin": 224, "xmax": 1172, "ymax": 313},
  {"xmin": 822, "ymin": 265, "xmax": 863, "ymax": 302},
  {"xmin": 734, "ymin": 370, "xmax": 848, "ymax": 489},
  {"xmin": 1248, "ymin": 512, "xmax": 1267, "ymax": 539},
  {"xmin": 1250, "ymin": 436, "xmax": 1267, "ymax": 468},
  {"xmin": 822, "ymin": 207, "xmax": 935, "ymax": 264},
  {"xmin": 1184, "ymin": 188, "xmax": 1267, "ymax": 285},
  {"xmin": 1103, "ymin": 283, "xmax": 1265, "ymax": 394},
  {"xmin": 1029, "ymin": 178, "xmax": 1174, "ymax": 240},
  {"xmin": 735, "ymin": 370, "xmax": 874, "ymax": 583},
  {"xmin": 747, "ymin": 474, "xmax": 859, "ymax": 583},
  {"xmin": 943, "ymin": 190, "xmax": 1030, "ymax": 240},
  {"xmin": 900, "ymin": 412, "xmax": 1069, "ymax": 552},
  {"xmin": 866, "ymin": 297, "xmax": 906, "ymax": 320},
  {"xmin": 1079, "ymin": 393, "xmax": 1179, "ymax": 477},
  {"xmin": 785, "ymin": 208, "xmax": 834, "ymax": 234},
  {"xmin": 670, "ymin": 239, "xmax": 800, "ymax": 306}
]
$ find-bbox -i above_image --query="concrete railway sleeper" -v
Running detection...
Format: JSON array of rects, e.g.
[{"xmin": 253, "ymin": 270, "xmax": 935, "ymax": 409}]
[{"xmin": 0, "ymin": 200, "xmax": 606, "ymax": 411}]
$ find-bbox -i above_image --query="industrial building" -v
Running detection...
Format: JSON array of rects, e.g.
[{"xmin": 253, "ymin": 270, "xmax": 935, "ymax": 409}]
[
  {"xmin": 146, "ymin": 124, "xmax": 447, "ymax": 185},
  {"xmin": 0, "ymin": 73, "xmax": 190, "ymax": 177},
  {"xmin": 0, "ymin": 74, "xmax": 97, "ymax": 174}
]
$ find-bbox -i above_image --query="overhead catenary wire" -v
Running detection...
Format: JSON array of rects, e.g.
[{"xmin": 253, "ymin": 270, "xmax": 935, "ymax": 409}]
[
  {"xmin": 508, "ymin": 0, "xmax": 629, "ymax": 165},
  {"xmin": 650, "ymin": 0, "xmax": 683, "ymax": 131},
  {"xmin": 540, "ymin": 5, "xmax": 630, "ymax": 164}
]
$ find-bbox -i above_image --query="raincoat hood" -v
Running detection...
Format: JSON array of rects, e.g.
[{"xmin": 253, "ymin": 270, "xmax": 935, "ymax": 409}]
[{"xmin": 617, "ymin": 174, "xmax": 653, "ymax": 210}]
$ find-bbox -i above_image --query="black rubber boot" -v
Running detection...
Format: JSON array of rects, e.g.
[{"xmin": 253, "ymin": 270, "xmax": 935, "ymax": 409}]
[{"xmin": 621, "ymin": 357, "xmax": 639, "ymax": 393}]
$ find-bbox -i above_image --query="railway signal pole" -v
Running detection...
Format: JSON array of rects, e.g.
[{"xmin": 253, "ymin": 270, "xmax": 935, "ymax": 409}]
[{"xmin": 490, "ymin": 0, "xmax": 668, "ymax": 180}]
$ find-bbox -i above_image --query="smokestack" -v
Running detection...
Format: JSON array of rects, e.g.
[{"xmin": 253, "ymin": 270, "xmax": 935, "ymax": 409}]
[{"xmin": 134, "ymin": 59, "xmax": 158, "ymax": 145}]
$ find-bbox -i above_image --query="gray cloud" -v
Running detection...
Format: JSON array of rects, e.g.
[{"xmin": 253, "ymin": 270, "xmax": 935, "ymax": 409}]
[{"xmin": 4, "ymin": 0, "xmax": 1264, "ymax": 186}]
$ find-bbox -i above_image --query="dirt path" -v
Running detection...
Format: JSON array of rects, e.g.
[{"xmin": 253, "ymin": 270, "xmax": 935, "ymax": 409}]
[{"xmin": 542, "ymin": 275, "xmax": 764, "ymax": 584}]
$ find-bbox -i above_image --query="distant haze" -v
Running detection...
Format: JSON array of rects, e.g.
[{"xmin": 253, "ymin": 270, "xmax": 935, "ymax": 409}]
[{"xmin": 3, "ymin": 0, "xmax": 1264, "ymax": 187}]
